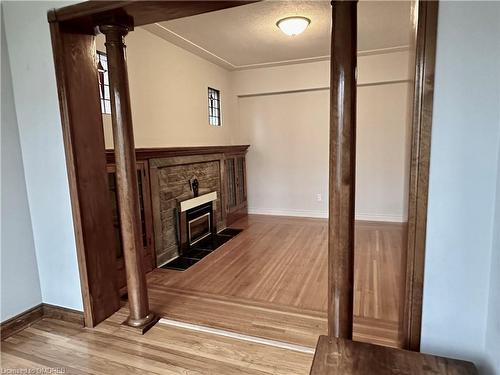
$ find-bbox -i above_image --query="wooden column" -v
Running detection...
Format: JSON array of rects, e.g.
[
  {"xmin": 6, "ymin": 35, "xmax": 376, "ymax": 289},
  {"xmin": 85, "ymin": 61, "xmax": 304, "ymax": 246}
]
[
  {"xmin": 99, "ymin": 24, "xmax": 157, "ymax": 333},
  {"xmin": 327, "ymin": 0, "xmax": 357, "ymax": 339}
]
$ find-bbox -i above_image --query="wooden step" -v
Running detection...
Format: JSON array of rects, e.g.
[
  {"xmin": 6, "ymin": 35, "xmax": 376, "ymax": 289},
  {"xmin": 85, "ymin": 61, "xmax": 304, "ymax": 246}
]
[
  {"xmin": 310, "ymin": 336, "xmax": 477, "ymax": 375},
  {"xmin": 148, "ymin": 284, "xmax": 326, "ymax": 348},
  {"xmin": 148, "ymin": 284, "xmax": 402, "ymax": 348}
]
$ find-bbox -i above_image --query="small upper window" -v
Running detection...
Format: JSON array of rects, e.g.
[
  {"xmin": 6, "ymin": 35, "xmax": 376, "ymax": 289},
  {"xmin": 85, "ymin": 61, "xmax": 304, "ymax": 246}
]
[
  {"xmin": 208, "ymin": 87, "xmax": 221, "ymax": 126},
  {"xmin": 97, "ymin": 51, "xmax": 111, "ymax": 114}
]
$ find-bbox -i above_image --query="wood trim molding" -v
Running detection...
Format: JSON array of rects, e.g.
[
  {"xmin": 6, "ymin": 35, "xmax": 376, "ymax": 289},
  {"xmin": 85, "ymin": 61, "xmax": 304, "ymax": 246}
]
[
  {"xmin": 148, "ymin": 152, "xmax": 225, "ymax": 168},
  {"xmin": 0, "ymin": 304, "xmax": 44, "ymax": 340},
  {"xmin": 105, "ymin": 145, "xmax": 250, "ymax": 164},
  {"xmin": 402, "ymin": 0, "xmax": 439, "ymax": 351},
  {"xmin": 48, "ymin": 1, "xmax": 259, "ymax": 34},
  {"xmin": 49, "ymin": 18, "xmax": 120, "ymax": 328},
  {"xmin": 1, "ymin": 304, "xmax": 84, "ymax": 340},
  {"xmin": 42, "ymin": 304, "xmax": 85, "ymax": 325}
]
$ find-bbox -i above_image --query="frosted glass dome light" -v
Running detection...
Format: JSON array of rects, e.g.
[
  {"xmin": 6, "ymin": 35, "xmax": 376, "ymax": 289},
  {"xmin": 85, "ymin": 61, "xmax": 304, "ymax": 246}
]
[{"xmin": 277, "ymin": 16, "xmax": 311, "ymax": 36}]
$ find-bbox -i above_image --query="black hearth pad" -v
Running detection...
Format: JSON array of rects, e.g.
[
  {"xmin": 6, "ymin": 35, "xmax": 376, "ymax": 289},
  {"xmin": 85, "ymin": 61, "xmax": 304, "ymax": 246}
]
[
  {"xmin": 218, "ymin": 228, "xmax": 243, "ymax": 237},
  {"xmin": 183, "ymin": 249, "xmax": 212, "ymax": 260},
  {"xmin": 162, "ymin": 257, "xmax": 198, "ymax": 271},
  {"xmin": 161, "ymin": 228, "xmax": 243, "ymax": 271}
]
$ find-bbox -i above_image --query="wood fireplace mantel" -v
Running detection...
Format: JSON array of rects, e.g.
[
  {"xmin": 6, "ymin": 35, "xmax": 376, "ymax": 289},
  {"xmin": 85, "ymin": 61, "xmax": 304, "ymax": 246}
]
[
  {"xmin": 104, "ymin": 146, "xmax": 250, "ymax": 267},
  {"xmin": 105, "ymin": 145, "xmax": 250, "ymax": 163}
]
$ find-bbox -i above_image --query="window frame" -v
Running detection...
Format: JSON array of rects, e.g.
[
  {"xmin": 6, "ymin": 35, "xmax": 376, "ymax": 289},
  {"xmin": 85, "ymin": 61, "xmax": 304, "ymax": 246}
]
[
  {"xmin": 97, "ymin": 50, "xmax": 111, "ymax": 115},
  {"xmin": 208, "ymin": 87, "xmax": 221, "ymax": 126}
]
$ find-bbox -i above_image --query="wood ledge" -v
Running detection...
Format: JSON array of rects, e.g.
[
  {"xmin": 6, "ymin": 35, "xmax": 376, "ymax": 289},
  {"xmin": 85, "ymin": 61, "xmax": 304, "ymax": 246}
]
[
  {"xmin": 48, "ymin": 1, "xmax": 260, "ymax": 35},
  {"xmin": 105, "ymin": 145, "xmax": 250, "ymax": 163},
  {"xmin": 309, "ymin": 335, "xmax": 478, "ymax": 375}
]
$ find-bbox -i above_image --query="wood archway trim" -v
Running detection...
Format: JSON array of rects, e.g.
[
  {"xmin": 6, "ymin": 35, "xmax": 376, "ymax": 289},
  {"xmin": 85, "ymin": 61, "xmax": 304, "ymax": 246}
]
[
  {"xmin": 48, "ymin": 1, "xmax": 259, "ymax": 33},
  {"xmin": 49, "ymin": 22, "xmax": 119, "ymax": 327},
  {"xmin": 402, "ymin": 0, "xmax": 439, "ymax": 351},
  {"xmin": 48, "ymin": 0, "xmax": 438, "ymax": 350}
]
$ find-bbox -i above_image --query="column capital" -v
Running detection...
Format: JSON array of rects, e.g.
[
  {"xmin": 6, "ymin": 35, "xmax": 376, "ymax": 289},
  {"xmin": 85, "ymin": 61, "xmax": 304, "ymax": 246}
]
[{"xmin": 99, "ymin": 24, "xmax": 129, "ymax": 45}]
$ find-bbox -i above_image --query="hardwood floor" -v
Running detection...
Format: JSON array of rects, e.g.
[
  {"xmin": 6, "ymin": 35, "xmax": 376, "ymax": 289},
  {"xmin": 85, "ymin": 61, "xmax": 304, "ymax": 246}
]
[
  {"xmin": 354, "ymin": 221, "xmax": 404, "ymax": 322},
  {"xmin": 148, "ymin": 214, "xmax": 405, "ymax": 348},
  {"xmin": 151, "ymin": 215, "xmax": 328, "ymax": 310},
  {"xmin": 1, "ymin": 308, "xmax": 313, "ymax": 374},
  {"xmin": 148, "ymin": 285, "xmax": 326, "ymax": 348},
  {"xmin": 1, "ymin": 215, "xmax": 404, "ymax": 374}
]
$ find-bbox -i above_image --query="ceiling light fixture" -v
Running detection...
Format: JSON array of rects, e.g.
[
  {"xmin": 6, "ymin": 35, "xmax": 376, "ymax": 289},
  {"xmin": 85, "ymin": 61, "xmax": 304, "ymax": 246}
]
[{"xmin": 276, "ymin": 16, "xmax": 311, "ymax": 36}]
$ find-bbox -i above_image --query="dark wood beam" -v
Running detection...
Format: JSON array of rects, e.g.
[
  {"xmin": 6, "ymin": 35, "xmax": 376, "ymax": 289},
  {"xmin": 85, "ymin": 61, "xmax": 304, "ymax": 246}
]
[
  {"xmin": 49, "ymin": 1, "xmax": 260, "ymax": 34},
  {"xmin": 327, "ymin": 0, "xmax": 357, "ymax": 339},
  {"xmin": 99, "ymin": 23, "xmax": 158, "ymax": 333}
]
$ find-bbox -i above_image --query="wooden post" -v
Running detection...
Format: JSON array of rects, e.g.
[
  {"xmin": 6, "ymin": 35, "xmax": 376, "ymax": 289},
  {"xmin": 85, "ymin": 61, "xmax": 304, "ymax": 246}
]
[
  {"xmin": 327, "ymin": 0, "xmax": 357, "ymax": 339},
  {"xmin": 48, "ymin": 19, "xmax": 121, "ymax": 328},
  {"xmin": 99, "ymin": 24, "xmax": 158, "ymax": 333}
]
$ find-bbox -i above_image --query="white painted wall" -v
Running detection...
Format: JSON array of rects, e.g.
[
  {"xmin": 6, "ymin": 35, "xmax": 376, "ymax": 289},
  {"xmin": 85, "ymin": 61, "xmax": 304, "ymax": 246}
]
[
  {"xmin": 96, "ymin": 28, "xmax": 411, "ymax": 221},
  {"xmin": 2, "ymin": 1, "xmax": 83, "ymax": 312},
  {"xmin": 421, "ymin": 2, "xmax": 500, "ymax": 373},
  {"xmin": 238, "ymin": 90, "xmax": 330, "ymax": 218},
  {"xmin": 485, "ymin": 143, "xmax": 500, "ymax": 375},
  {"xmin": 98, "ymin": 28, "xmax": 237, "ymax": 149},
  {"xmin": 1, "ymin": 15, "xmax": 42, "ymax": 322},
  {"xmin": 234, "ymin": 52, "xmax": 411, "ymax": 221}
]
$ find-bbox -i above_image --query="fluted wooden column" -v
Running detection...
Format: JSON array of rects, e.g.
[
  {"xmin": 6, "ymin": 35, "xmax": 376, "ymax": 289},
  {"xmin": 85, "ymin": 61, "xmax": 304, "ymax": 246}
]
[
  {"xmin": 327, "ymin": 0, "xmax": 357, "ymax": 339},
  {"xmin": 99, "ymin": 24, "xmax": 157, "ymax": 333}
]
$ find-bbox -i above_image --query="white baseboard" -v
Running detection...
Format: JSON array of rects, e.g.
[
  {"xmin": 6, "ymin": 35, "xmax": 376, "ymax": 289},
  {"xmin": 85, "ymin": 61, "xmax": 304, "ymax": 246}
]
[
  {"xmin": 248, "ymin": 208, "xmax": 406, "ymax": 223},
  {"xmin": 354, "ymin": 213, "xmax": 406, "ymax": 223},
  {"xmin": 248, "ymin": 208, "xmax": 328, "ymax": 219}
]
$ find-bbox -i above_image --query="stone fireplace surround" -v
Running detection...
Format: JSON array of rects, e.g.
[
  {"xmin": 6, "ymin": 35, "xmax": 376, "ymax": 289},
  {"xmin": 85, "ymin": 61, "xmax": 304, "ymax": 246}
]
[
  {"xmin": 149, "ymin": 154, "xmax": 226, "ymax": 266},
  {"xmin": 106, "ymin": 145, "xmax": 249, "ymax": 267}
]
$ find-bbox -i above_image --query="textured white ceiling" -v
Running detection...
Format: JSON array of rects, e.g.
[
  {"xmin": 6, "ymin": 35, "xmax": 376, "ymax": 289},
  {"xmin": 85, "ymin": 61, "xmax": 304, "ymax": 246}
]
[{"xmin": 143, "ymin": 1, "xmax": 411, "ymax": 70}]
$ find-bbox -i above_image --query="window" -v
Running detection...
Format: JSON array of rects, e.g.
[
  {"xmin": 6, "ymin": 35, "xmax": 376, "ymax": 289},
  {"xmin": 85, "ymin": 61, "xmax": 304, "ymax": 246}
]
[
  {"xmin": 208, "ymin": 87, "xmax": 221, "ymax": 126},
  {"xmin": 97, "ymin": 51, "xmax": 111, "ymax": 114}
]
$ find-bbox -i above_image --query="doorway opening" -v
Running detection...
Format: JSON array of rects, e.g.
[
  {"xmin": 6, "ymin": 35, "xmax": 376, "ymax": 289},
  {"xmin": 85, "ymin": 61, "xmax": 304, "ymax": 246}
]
[{"xmin": 50, "ymin": 0, "xmax": 436, "ymax": 352}]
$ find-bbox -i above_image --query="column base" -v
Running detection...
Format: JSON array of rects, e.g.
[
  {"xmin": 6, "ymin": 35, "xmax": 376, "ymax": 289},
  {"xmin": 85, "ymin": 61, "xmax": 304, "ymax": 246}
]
[{"xmin": 121, "ymin": 312, "xmax": 159, "ymax": 334}]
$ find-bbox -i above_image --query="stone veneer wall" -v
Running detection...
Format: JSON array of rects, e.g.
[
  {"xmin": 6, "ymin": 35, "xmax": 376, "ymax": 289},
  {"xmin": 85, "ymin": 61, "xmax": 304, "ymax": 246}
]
[{"xmin": 149, "ymin": 154, "xmax": 225, "ymax": 266}]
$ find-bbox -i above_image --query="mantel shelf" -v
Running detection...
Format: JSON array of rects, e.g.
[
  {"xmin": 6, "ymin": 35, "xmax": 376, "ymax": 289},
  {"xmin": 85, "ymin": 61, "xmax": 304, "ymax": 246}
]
[
  {"xmin": 180, "ymin": 192, "xmax": 218, "ymax": 212},
  {"xmin": 106, "ymin": 145, "xmax": 250, "ymax": 163}
]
